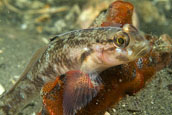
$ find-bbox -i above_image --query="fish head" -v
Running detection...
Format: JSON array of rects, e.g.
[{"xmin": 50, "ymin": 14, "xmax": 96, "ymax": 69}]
[{"xmin": 95, "ymin": 24, "xmax": 150, "ymax": 67}]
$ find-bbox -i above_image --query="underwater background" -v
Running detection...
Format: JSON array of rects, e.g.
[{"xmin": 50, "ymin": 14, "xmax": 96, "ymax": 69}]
[{"xmin": 0, "ymin": 0, "xmax": 172, "ymax": 114}]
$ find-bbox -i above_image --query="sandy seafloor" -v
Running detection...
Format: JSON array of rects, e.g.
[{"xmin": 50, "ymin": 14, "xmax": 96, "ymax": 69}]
[{"xmin": 0, "ymin": 0, "xmax": 172, "ymax": 115}]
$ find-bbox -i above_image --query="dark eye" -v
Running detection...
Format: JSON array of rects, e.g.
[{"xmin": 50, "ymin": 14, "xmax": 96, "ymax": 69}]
[
  {"xmin": 114, "ymin": 36, "xmax": 126, "ymax": 47},
  {"xmin": 113, "ymin": 32, "xmax": 130, "ymax": 48},
  {"xmin": 117, "ymin": 37, "xmax": 125, "ymax": 45}
]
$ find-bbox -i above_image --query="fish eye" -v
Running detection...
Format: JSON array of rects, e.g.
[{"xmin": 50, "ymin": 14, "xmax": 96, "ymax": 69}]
[
  {"xmin": 113, "ymin": 33, "xmax": 130, "ymax": 48},
  {"xmin": 117, "ymin": 37, "xmax": 125, "ymax": 45}
]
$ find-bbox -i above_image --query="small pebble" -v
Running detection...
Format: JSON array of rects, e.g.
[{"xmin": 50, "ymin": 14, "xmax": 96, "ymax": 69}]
[
  {"xmin": 0, "ymin": 84, "xmax": 5, "ymax": 95},
  {"xmin": 31, "ymin": 112, "xmax": 36, "ymax": 115},
  {"xmin": 0, "ymin": 50, "xmax": 3, "ymax": 54},
  {"xmin": 14, "ymin": 75, "xmax": 20, "ymax": 79},
  {"xmin": 10, "ymin": 79, "xmax": 16, "ymax": 84},
  {"xmin": 104, "ymin": 111, "xmax": 110, "ymax": 115},
  {"xmin": 41, "ymin": 37, "xmax": 49, "ymax": 44},
  {"xmin": 112, "ymin": 108, "xmax": 116, "ymax": 113},
  {"xmin": 151, "ymin": 101, "xmax": 154, "ymax": 104},
  {"xmin": 122, "ymin": 104, "xmax": 126, "ymax": 107},
  {"xmin": 21, "ymin": 24, "xmax": 27, "ymax": 29},
  {"xmin": 17, "ymin": 64, "xmax": 21, "ymax": 68}
]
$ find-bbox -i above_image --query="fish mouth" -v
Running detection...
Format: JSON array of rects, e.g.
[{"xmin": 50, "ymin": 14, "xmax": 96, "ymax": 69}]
[{"xmin": 134, "ymin": 44, "xmax": 150, "ymax": 58}]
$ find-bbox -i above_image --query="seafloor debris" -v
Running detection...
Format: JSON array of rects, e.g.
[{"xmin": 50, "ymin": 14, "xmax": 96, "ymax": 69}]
[{"xmin": 0, "ymin": 84, "xmax": 5, "ymax": 96}]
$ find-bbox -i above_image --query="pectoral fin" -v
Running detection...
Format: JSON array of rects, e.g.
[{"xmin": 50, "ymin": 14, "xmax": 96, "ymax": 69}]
[{"xmin": 63, "ymin": 70, "xmax": 103, "ymax": 115}]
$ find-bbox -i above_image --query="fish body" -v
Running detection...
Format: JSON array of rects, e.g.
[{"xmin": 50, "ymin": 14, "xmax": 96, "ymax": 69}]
[{"xmin": 0, "ymin": 25, "xmax": 150, "ymax": 115}]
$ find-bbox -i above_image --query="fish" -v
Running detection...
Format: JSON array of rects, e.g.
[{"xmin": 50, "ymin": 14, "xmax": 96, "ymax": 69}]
[
  {"xmin": 39, "ymin": 1, "xmax": 172, "ymax": 115},
  {"xmin": 39, "ymin": 24, "xmax": 151, "ymax": 115},
  {"xmin": 0, "ymin": 24, "xmax": 150, "ymax": 115},
  {"xmin": 38, "ymin": 1, "xmax": 172, "ymax": 115}
]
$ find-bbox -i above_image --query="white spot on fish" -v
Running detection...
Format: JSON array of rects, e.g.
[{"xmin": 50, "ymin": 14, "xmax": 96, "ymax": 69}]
[
  {"xmin": 127, "ymin": 49, "xmax": 133, "ymax": 56},
  {"xmin": 83, "ymin": 47, "xmax": 89, "ymax": 51},
  {"xmin": 115, "ymin": 48, "xmax": 122, "ymax": 53},
  {"xmin": 53, "ymin": 64, "xmax": 58, "ymax": 74},
  {"xmin": 45, "ymin": 52, "xmax": 50, "ymax": 62}
]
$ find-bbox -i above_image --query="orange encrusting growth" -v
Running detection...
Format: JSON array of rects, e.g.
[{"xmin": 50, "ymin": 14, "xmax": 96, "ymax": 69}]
[
  {"xmin": 38, "ymin": 77, "xmax": 64, "ymax": 115},
  {"xmin": 101, "ymin": 1, "xmax": 134, "ymax": 27}
]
